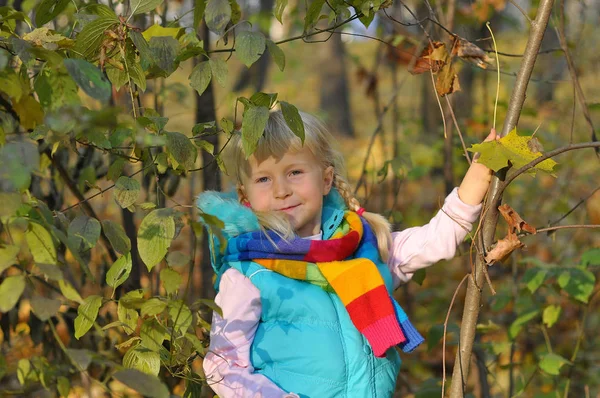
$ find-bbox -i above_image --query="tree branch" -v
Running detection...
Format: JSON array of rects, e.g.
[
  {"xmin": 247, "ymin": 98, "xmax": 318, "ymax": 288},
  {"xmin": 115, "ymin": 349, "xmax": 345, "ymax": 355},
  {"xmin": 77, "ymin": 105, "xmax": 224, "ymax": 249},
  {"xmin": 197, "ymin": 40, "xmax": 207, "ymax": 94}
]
[{"xmin": 449, "ymin": 0, "xmax": 556, "ymax": 396}]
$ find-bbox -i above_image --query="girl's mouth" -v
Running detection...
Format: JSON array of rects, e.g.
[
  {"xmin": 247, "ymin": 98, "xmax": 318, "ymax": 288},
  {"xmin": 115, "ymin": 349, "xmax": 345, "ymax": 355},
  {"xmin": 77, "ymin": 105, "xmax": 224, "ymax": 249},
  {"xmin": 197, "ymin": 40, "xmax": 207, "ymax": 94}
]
[{"xmin": 279, "ymin": 204, "xmax": 300, "ymax": 212}]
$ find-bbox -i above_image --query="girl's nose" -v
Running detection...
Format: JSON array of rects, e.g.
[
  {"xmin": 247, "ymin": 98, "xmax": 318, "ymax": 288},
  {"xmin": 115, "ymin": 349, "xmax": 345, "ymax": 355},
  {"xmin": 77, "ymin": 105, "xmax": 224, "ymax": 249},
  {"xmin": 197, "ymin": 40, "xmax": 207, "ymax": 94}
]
[{"xmin": 273, "ymin": 178, "xmax": 292, "ymax": 199}]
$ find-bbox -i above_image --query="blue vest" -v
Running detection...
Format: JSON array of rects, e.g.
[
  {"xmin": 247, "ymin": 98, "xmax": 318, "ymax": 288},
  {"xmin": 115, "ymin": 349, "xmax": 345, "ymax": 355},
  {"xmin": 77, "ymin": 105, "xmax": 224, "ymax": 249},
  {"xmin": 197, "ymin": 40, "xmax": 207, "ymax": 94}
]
[{"xmin": 225, "ymin": 205, "xmax": 402, "ymax": 397}]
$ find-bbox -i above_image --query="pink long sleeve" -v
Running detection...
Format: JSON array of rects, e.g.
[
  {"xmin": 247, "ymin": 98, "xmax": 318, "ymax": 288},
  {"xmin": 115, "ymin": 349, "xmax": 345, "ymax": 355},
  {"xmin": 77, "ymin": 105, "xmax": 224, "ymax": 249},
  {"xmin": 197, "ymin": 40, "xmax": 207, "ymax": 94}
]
[
  {"xmin": 203, "ymin": 268, "xmax": 297, "ymax": 398},
  {"xmin": 387, "ymin": 187, "xmax": 482, "ymax": 288}
]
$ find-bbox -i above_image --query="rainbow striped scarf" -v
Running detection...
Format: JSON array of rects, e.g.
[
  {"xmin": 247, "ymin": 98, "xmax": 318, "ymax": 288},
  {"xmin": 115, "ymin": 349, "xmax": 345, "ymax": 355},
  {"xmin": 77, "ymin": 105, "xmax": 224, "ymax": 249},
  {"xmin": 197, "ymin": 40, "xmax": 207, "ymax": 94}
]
[{"xmin": 223, "ymin": 211, "xmax": 423, "ymax": 357}]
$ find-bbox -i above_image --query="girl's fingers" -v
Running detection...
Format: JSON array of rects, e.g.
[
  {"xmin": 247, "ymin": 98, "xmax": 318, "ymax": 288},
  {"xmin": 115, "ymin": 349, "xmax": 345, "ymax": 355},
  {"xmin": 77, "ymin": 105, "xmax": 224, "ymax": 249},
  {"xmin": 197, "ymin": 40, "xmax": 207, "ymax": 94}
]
[{"xmin": 483, "ymin": 128, "xmax": 497, "ymax": 142}]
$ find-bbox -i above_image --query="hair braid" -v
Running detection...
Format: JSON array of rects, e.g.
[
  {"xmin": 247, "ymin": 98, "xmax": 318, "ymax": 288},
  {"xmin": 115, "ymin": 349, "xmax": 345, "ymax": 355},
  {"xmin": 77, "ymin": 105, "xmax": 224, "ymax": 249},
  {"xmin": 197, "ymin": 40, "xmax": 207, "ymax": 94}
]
[{"xmin": 334, "ymin": 172, "xmax": 392, "ymax": 262}]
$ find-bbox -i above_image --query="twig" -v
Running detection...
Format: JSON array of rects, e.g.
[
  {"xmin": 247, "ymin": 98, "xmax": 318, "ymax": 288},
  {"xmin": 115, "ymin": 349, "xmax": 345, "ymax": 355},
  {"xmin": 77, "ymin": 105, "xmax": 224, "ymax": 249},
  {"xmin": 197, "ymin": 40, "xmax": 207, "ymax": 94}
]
[
  {"xmin": 442, "ymin": 273, "xmax": 470, "ymax": 397},
  {"xmin": 547, "ymin": 185, "xmax": 600, "ymax": 226},
  {"xmin": 444, "ymin": 95, "xmax": 471, "ymax": 164},
  {"xmin": 508, "ymin": 0, "xmax": 533, "ymax": 24},
  {"xmin": 554, "ymin": 0, "xmax": 598, "ymax": 156},
  {"xmin": 499, "ymin": 142, "xmax": 600, "ymax": 194},
  {"xmin": 536, "ymin": 224, "xmax": 599, "ymax": 233}
]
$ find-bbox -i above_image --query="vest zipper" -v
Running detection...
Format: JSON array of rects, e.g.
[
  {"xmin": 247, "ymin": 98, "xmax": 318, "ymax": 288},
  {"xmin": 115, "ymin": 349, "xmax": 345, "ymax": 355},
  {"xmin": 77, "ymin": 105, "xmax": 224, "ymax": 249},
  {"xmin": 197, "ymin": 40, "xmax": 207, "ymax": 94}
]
[{"xmin": 328, "ymin": 291, "xmax": 349, "ymax": 397}]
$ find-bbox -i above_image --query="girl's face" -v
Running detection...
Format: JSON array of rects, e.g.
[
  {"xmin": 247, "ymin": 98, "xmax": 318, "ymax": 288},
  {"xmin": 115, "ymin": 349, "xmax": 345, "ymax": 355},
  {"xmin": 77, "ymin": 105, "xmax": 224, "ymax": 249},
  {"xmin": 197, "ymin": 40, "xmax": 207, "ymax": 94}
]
[{"xmin": 241, "ymin": 146, "xmax": 334, "ymax": 237}]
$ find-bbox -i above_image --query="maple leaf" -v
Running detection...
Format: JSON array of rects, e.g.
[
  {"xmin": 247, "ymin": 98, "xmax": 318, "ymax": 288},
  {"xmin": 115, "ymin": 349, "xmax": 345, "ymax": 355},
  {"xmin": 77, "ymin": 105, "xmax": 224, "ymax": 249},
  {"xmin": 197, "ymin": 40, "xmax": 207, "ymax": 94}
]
[
  {"xmin": 23, "ymin": 27, "xmax": 73, "ymax": 49},
  {"xmin": 468, "ymin": 128, "xmax": 558, "ymax": 175}
]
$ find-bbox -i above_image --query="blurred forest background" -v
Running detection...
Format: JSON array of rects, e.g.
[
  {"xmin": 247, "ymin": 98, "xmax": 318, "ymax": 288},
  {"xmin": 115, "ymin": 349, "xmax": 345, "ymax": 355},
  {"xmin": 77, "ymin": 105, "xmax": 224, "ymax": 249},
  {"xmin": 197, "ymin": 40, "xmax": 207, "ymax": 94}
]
[{"xmin": 0, "ymin": 0, "xmax": 599, "ymax": 396}]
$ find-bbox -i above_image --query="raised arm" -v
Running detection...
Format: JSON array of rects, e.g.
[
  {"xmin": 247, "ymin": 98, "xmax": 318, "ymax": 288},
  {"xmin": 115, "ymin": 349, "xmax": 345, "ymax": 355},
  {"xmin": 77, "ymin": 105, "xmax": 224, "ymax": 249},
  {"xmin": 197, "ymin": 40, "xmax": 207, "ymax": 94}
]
[{"xmin": 387, "ymin": 188, "xmax": 482, "ymax": 289}]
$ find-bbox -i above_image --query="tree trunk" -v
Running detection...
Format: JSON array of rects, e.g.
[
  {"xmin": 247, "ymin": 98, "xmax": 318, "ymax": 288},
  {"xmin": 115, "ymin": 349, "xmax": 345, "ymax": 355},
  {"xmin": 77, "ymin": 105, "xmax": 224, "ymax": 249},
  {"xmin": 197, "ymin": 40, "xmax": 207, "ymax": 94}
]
[
  {"xmin": 318, "ymin": 30, "xmax": 354, "ymax": 137},
  {"xmin": 449, "ymin": 1, "xmax": 555, "ymax": 396},
  {"xmin": 195, "ymin": 23, "xmax": 221, "ymax": 302}
]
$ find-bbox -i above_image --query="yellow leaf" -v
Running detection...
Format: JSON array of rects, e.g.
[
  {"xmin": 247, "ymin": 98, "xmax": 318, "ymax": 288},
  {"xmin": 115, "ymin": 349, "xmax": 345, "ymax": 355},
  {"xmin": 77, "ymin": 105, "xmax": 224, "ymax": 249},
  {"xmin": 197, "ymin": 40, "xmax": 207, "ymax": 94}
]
[
  {"xmin": 13, "ymin": 96, "xmax": 44, "ymax": 130},
  {"xmin": 142, "ymin": 24, "xmax": 183, "ymax": 41}
]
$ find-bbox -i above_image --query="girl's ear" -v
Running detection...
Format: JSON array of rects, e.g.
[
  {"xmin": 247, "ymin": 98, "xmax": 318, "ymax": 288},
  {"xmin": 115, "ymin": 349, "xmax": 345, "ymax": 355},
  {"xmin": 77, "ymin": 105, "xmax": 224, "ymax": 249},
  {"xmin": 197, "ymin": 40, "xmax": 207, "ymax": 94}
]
[{"xmin": 323, "ymin": 166, "xmax": 334, "ymax": 195}]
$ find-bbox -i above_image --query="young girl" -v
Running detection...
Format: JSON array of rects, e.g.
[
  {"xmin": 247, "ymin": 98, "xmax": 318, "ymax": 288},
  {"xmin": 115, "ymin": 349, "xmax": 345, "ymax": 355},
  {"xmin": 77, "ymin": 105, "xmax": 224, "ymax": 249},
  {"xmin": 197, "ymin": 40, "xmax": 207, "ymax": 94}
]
[{"xmin": 197, "ymin": 110, "xmax": 495, "ymax": 397}]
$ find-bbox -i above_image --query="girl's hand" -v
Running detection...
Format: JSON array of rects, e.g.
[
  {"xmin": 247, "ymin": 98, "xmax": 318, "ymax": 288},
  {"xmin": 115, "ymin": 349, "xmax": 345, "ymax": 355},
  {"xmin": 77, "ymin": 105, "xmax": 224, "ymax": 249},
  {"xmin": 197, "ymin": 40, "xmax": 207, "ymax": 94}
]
[{"xmin": 457, "ymin": 129, "xmax": 500, "ymax": 205}]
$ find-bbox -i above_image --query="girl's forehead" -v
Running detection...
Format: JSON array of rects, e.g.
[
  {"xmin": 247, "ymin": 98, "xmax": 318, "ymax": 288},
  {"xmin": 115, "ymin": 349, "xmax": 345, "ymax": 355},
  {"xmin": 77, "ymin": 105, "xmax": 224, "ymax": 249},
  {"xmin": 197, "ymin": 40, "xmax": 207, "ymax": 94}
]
[{"xmin": 248, "ymin": 146, "xmax": 318, "ymax": 169}]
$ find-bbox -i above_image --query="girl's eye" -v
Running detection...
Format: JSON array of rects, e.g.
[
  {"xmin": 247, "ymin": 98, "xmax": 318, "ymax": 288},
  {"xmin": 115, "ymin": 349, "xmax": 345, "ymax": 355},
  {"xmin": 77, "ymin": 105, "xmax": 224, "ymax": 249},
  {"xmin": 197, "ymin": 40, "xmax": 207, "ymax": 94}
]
[
  {"xmin": 290, "ymin": 170, "xmax": 303, "ymax": 176},
  {"xmin": 255, "ymin": 177, "xmax": 269, "ymax": 183}
]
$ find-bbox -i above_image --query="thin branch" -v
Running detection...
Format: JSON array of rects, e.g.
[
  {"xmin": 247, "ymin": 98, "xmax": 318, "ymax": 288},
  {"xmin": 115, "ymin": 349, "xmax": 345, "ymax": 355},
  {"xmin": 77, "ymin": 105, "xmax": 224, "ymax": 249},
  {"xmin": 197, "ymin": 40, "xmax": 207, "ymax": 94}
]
[
  {"xmin": 554, "ymin": 0, "xmax": 599, "ymax": 156},
  {"xmin": 548, "ymin": 185, "xmax": 600, "ymax": 226},
  {"xmin": 508, "ymin": 0, "xmax": 533, "ymax": 24},
  {"xmin": 499, "ymin": 142, "xmax": 600, "ymax": 194},
  {"xmin": 536, "ymin": 224, "xmax": 599, "ymax": 233},
  {"xmin": 445, "ymin": 90, "xmax": 471, "ymax": 164},
  {"xmin": 208, "ymin": 13, "xmax": 360, "ymax": 54}
]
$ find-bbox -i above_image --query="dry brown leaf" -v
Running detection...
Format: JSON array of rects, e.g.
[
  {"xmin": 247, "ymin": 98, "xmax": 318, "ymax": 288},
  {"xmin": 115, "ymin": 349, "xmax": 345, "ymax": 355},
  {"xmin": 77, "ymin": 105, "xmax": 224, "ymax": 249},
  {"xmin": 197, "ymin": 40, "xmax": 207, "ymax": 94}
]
[
  {"xmin": 498, "ymin": 204, "xmax": 537, "ymax": 234},
  {"xmin": 435, "ymin": 61, "xmax": 460, "ymax": 96},
  {"xmin": 451, "ymin": 36, "xmax": 493, "ymax": 69},
  {"xmin": 484, "ymin": 233, "xmax": 524, "ymax": 264},
  {"xmin": 410, "ymin": 41, "xmax": 447, "ymax": 75}
]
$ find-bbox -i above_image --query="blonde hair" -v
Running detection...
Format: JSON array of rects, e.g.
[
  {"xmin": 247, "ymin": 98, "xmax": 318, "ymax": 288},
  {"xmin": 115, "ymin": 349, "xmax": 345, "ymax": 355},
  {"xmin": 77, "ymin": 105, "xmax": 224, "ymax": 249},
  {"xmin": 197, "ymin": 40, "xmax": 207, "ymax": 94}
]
[{"xmin": 228, "ymin": 109, "xmax": 392, "ymax": 261}]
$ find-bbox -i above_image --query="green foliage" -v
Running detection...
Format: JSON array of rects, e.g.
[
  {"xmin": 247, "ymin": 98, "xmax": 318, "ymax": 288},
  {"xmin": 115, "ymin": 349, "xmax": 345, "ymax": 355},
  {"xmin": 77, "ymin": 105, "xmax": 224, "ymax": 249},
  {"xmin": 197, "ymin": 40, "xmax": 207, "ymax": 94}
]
[
  {"xmin": 74, "ymin": 295, "xmax": 103, "ymax": 339},
  {"xmin": 113, "ymin": 369, "xmax": 170, "ymax": 398},
  {"xmin": 235, "ymin": 31, "xmax": 266, "ymax": 67},
  {"xmin": 0, "ymin": 275, "xmax": 26, "ymax": 312},
  {"xmin": 137, "ymin": 209, "xmax": 177, "ymax": 271},
  {"xmin": 64, "ymin": 59, "xmax": 112, "ymax": 102}
]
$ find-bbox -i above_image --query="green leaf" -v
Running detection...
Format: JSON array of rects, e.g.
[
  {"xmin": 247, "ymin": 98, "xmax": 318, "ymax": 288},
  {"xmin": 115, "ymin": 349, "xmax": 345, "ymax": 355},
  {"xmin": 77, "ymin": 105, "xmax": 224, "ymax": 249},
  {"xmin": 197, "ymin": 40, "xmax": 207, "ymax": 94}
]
[
  {"xmin": 274, "ymin": 0, "xmax": 288, "ymax": 23},
  {"xmin": 51, "ymin": 226, "xmax": 93, "ymax": 281},
  {"xmin": 166, "ymin": 251, "xmax": 190, "ymax": 267},
  {"xmin": 235, "ymin": 31, "xmax": 266, "ymax": 67},
  {"xmin": 106, "ymin": 67, "xmax": 128, "ymax": 91},
  {"xmin": 0, "ymin": 245, "xmax": 19, "ymax": 275},
  {"xmin": 102, "ymin": 220, "xmax": 131, "ymax": 255},
  {"xmin": 205, "ymin": 0, "xmax": 231, "ymax": 35},
  {"xmin": 34, "ymin": 263, "xmax": 63, "ymax": 281},
  {"xmin": 160, "ymin": 267, "xmax": 182, "ymax": 295},
  {"xmin": 65, "ymin": 348, "xmax": 93, "ymax": 370},
  {"xmin": 123, "ymin": 346, "xmax": 160, "ymax": 376},
  {"xmin": 304, "ymin": 0, "xmax": 325, "ymax": 31},
  {"xmin": 0, "ymin": 192, "xmax": 22, "ymax": 218},
  {"xmin": 249, "ymin": 92, "xmax": 277, "ymax": 108},
  {"xmin": 241, "ymin": 105, "xmax": 269, "ymax": 156},
  {"xmin": 140, "ymin": 202, "xmax": 157, "ymax": 210},
  {"xmin": 193, "ymin": 0, "xmax": 207, "ymax": 29},
  {"xmin": 467, "ymin": 128, "xmax": 557, "ymax": 175},
  {"xmin": 115, "ymin": 176, "xmax": 141, "ymax": 209},
  {"xmin": 25, "ymin": 222, "xmax": 56, "ymax": 265},
  {"xmin": 189, "ymin": 61, "xmax": 212, "ymax": 96},
  {"xmin": 539, "ymin": 353, "xmax": 571, "ymax": 375},
  {"xmin": 165, "ymin": 131, "xmax": 198, "ymax": 171},
  {"xmin": 74, "ymin": 295, "xmax": 103, "ymax": 339},
  {"xmin": 118, "ymin": 291, "xmax": 141, "ymax": 335},
  {"xmin": 59, "ymin": 280, "xmax": 84, "ymax": 304},
  {"xmin": 266, "ymin": 39, "xmax": 285, "ymax": 71},
  {"xmin": 542, "ymin": 305, "xmax": 561, "ymax": 328},
  {"xmin": 64, "ymin": 59, "xmax": 111, "ymax": 103},
  {"xmin": 138, "ymin": 209, "xmax": 176, "ymax": 271},
  {"xmin": 140, "ymin": 318, "xmax": 165, "ymax": 351},
  {"xmin": 129, "ymin": 30, "xmax": 156, "ymax": 67},
  {"xmin": 67, "ymin": 215, "xmax": 101, "ymax": 252},
  {"xmin": 141, "ymin": 298, "xmax": 167, "ymax": 317},
  {"xmin": 113, "ymin": 369, "xmax": 169, "ymax": 398},
  {"xmin": 280, "ymin": 101, "xmax": 305, "ymax": 142},
  {"xmin": 209, "ymin": 57, "xmax": 228, "ymax": 87},
  {"xmin": 521, "ymin": 267, "xmax": 548, "ymax": 293},
  {"xmin": 0, "ymin": 140, "xmax": 40, "ymax": 191},
  {"xmin": 167, "ymin": 300, "xmax": 193, "ymax": 333},
  {"xmin": 106, "ymin": 253, "xmax": 133, "ymax": 289},
  {"xmin": 149, "ymin": 37, "xmax": 180, "ymax": 76},
  {"xmin": 57, "ymin": 376, "xmax": 70, "ymax": 397},
  {"xmin": 142, "ymin": 24, "xmax": 183, "ymax": 41},
  {"xmin": 581, "ymin": 248, "xmax": 600, "ymax": 267},
  {"xmin": 130, "ymin": 0, "xmax": 163, "ymax": 16},
  {"xmin": 508, "ymin": 310, "xmax": 539, "ymax": 340},
  {"xmin": 30, "ymin": 295, "xmax": 61, "ymax": 321},
  {"xmin": 0, "ymin": 275, "xmax": 26, "ymax": 312},
  {"xmin": 35, "ymin": 0, "xmax": 71, "ymax": 27},
  {"xmin": 557, "ymin": 268, "xmax": 595, "ymax": 303}
]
